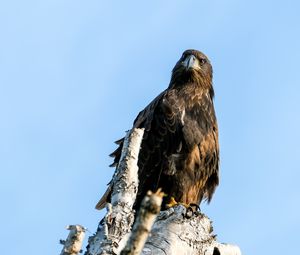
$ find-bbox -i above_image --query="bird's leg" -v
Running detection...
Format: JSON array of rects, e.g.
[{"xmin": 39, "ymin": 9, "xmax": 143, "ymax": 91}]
[
  {"xmin": 165, "ymin": 197, "xmax": 189, "ymax": 209},
  {"xmin": 165, "ymin": 197, "xmax": 179, "ymax": 208},
  {"xmin": 165, "ymin": 198, "xmax": 201, "ymax": 218}
]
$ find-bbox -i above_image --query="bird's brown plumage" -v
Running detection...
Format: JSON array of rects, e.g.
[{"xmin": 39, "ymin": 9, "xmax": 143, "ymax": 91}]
[{"xmin": 96, "ymin": 49, "xmax": 219, "ymax": 211}]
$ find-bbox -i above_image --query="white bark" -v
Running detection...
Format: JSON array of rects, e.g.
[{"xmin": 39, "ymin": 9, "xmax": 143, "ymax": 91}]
[
  {"xmin": 120, "ymin": 190, "xmax": 164, "ymax": 255},
  {"xmin": 141, "ymin": 205, "xmax": 241, "ymax": 255},
  {"xmin": 60, "ymin": 225, "xmax": 86, "ymax": 255},
  {"xmin": 82, "ymin": 127, "xmax": 241, "ymax": 255},
  {"xmin": 85, "ymin": 128, "xmax": 145, "ymax": 255}
]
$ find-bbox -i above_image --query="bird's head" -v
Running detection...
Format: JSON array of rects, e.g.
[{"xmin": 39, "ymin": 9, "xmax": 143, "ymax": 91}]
[{"xmin": 169, "ymin": 49, "xmax": 213, "ymax": 91}]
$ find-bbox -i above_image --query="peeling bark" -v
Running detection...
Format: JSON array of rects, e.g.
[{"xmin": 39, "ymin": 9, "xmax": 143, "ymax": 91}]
[
  {"xmin": 72, "ymin": 127, "xmax": 241, "ymax": 255},
  {"xmin": 120, "ymin": 190, "xmax": 164, "ymax": 255},
  {"xmin": 141, "ymin": 205, "xmax": 241, "ymax": 255},
  {"xmin": 60, "ymin": 225, "xmax": 86, "ymax": 255},
  {"xmin": 85, "ymin": 128, "xmax": 145, "ymax": 255}
]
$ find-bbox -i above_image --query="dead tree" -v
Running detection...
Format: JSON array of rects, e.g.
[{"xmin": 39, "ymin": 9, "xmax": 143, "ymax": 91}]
[
  {"xmin": 61, "ymin": 128, "xmax": 241, "ymax": 255},
  {"xmin": 60, "ymin": 225, "xmax": 86, "ymax": 255}
]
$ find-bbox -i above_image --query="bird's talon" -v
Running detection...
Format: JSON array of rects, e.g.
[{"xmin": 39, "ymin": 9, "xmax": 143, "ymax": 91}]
[
  {"xmin": 189, "ymin": 203, "xmax": 201, "ymax": 212},
  {"xmin": 166, "ymin": 197, "xmax": 178, "ymax": 208},
  {"xmin": 184, "ymin": 206, "xmax": 194, "ymax": 219},
  {"xmin": 184, "ymin": 203, "xmax": 201, "ymax": 218}
]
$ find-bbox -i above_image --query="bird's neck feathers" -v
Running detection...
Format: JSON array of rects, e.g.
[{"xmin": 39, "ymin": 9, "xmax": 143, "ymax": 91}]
[{"xmin": 168, "ymin": 67, "xmax": 214, "ymax": 99}]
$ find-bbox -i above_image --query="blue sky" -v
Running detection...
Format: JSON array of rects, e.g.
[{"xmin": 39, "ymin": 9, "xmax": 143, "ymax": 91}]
[{"xmin": 1, "ymin": 1, "xmax": 300, "ymax": 254}]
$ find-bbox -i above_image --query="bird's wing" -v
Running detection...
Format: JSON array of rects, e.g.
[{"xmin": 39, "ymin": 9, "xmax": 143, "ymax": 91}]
[
  {"xmin": 133, "ymin": 89, "xmax": 185, "ymax": 207},
  {"xmin": 95, "ymin": 89, "xmax": 184, "ymax": 210},
  {"xmin": 95, "ymin": 181, "xmax": 112, "ymax": 209}
]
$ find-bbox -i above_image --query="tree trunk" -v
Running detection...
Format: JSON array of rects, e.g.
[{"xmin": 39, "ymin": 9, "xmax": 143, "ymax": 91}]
[{"xmin": 61, "ymin": 128, "xmax": 241, "ymax": 255}]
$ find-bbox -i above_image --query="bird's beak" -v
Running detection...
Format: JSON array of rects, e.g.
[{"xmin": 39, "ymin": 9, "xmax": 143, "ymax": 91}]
[{"xmin": 182, "ymin": 54, "xmax": 200, "ymax": 70}]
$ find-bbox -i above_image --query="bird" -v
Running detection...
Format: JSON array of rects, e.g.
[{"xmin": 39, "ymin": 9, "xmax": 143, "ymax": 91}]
[{"xmin": 96, "ymin": 49, "xmax": 219, "ymax": 211}]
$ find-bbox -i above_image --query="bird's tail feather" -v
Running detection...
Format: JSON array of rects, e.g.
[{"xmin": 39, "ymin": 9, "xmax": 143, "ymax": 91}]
[{"xmin": 95, "ymin": 184, "xmax": 112, "ymax": 210}]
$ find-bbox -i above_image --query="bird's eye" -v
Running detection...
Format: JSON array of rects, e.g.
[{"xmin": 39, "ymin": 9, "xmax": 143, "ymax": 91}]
[{"xmin": 200, "ymin": 58, "xmax": 207, "ymax": 64}]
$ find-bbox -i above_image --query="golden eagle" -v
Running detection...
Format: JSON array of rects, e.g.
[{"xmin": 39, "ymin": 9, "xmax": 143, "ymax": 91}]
[{"xmin": 96, "ymin": 49, "xmax": 219, "ymax": 211}]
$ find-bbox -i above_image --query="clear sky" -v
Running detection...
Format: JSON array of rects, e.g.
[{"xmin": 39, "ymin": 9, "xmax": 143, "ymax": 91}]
[{"xmin": 1, "ymin": 1, "xmax": 299, "ymax": 254}]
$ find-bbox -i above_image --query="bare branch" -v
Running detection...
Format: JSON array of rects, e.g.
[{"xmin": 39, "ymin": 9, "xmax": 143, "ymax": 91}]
[
  {"xmin": 60, "ymin": 225, "xmax": 86, "ymax": 255},
  {"xmin": 120, "ymin": 190, "xmax": 164, "ymax": 255},
  {"xmin": 85, "ymin": 128, "xmax": 145, "ymax": 255}
]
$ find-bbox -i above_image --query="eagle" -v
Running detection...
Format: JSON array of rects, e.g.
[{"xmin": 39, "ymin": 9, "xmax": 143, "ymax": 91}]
[{"xmin": 96, "ymin": 49, "xmax": 219, "ymax": 211}]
